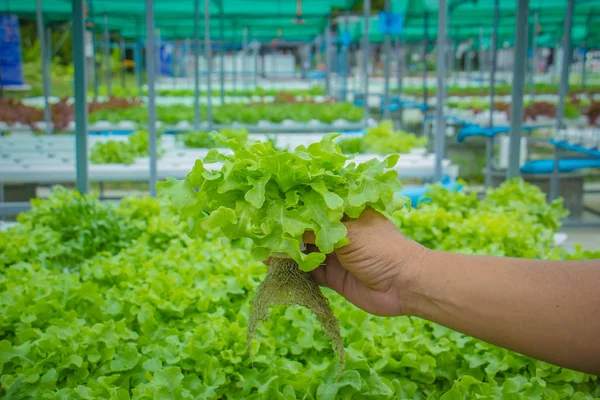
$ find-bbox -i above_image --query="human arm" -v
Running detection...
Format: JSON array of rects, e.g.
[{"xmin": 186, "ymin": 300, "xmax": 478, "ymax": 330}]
[{"xmin": 304, "ymin": 209, "xmax": 600, "ymax": 376}]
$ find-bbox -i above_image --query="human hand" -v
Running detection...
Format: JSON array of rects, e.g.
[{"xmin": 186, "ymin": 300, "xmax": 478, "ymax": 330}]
[{"xmin": 303, "ymin": 209, "xmax": 428, "ymax": 317}]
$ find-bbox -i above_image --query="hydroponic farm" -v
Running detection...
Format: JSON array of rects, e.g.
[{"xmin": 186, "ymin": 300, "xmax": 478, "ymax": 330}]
[{"xmin": 1, "ymin": 0, "xmax": 600, "ymax": 398}]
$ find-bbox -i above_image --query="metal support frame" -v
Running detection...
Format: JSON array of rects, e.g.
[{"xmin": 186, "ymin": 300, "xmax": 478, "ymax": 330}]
[
  {"xmin": 146, "ymin": 0, "xmax": 158, "ymax": 197},
  {"xmin": 434, "ymin": 0, "xmax": 447, "ymax": 182},
  {"xmin": 204, "ymin": 0, "xmax": 213, "ymax": 128},
  {"xmin": 134, "ymin": 40, "xmax": 142, "ymax": 97},
  {"xmin": 232, "ymin": 21, "xmax": 237, "ymax": 94},
  {"xmin": 36, "ymin": 0, "xmax": 52, "ymax": 135},
  {"xmin": 506, "ymin": 0, "xmax": 529, "ymax": 179},
  {"xmin": 581, "ymin": 44, "xmax": 587, "ymax": 88},
  {"xmin": 72, "ymin": 0, "xmax": 89, "ymax": 194},
  {"xmin": 550, "ymin": 0, "xmax": 575, "ymax": 200},
  {"xmin": 193, "ymin": 0, "xmax": 201, "ymax": 130},
  {"xmin": 342, "ymin": 10, "xmax": 350, "ymax": 102},
  {"xmin": 92, "ymin": 32, "xmax": 99, "ymax": 101},
  {"xmin": 103, "ymin": 13, "xmax": 111, "ymax": 96},
  {"xmin": 478, "ymin": 26, "xmax": 484, "ymax": 83},
  {"xmin": 485, "ymin": 0, "xmax": 500, "ymax": 189},
  {"xmin": 134, "ymin": 19, "xmax": 142, "ymax": 97},
  {"xmin": 383, "ymin": 0, "xmax": 392, "ymax": 120},
  {"xmin": 363, "ymin": 0, "xmax": 371, "ymax": 124},
  {"xmin": 530, "ymin": 12, "xmax": 538, "ymax": 100},
  {"xmin": 325, "ymin": 20, "xmax": 332, "ymax": 97},
  {"xmin": 219, "ymin": 6, "xmax": 225, "ymax": 105},
  {"xmin": 396, "ymin": 37, "xmax": 403, "ymax": 96},
  {"xmin": 46, "ymin": 26, "xmax": 53, "ymax": 95},
  {"xmin": 422, "ymin": 12, "xmax": 429, "ymax": 110},
  {"xmin": 242, "ymin": 27, "xmax": 248, "ymax": 91},
  {"xmin": 120, "ymin": 36, "xmax": 126, "ymax": 89}
]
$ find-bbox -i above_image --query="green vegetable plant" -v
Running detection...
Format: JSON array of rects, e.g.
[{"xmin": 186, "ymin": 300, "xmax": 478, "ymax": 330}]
[
  {"xmin": 337, "ymin": 121, "xmax": 427, "ymax": 155},
  {"xmin": 90, "ymin": 130, "xmax": 162, "ymax": 164},
  {"xmin": 1, "ymin": 184, "xmax": 599, "ymax": 398},
  {"xmin": 182, "ymin": 128, "xmax": 249, "ymax": 148},
  {"xmin": 157, "ymin": 132, "xmax": 405, "ymax": 370}
]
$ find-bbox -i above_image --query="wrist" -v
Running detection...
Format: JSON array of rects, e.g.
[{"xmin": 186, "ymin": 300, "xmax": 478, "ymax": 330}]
[{"xmin": 394, "ymin": 243, "xmax": 435, "ymax": 317}]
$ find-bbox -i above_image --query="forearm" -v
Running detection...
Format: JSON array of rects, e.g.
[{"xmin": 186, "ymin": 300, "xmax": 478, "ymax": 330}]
[{"xmin": 400, "ymin": 249, "xmax": 600, "ymax": 376}]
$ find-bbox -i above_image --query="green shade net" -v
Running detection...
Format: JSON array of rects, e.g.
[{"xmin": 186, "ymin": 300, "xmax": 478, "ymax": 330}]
[{"xmin": 1, "ymin": 0, "xmax": 599, "ymax": 45}]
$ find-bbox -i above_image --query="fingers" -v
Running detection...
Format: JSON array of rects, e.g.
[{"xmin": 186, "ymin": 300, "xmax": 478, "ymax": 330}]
[{"xmin": 310, "ymin": 254, "xmax": 348, "ymax": 296}]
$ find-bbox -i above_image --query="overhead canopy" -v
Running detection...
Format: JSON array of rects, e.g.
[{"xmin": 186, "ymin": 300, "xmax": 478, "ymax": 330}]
[
  {"xmin": 350, "ymin": 0, "xmax": 600, "ymax": 47},
  {"xmin": 1, "ymin": 0, "xmax": 599, "ymax": 46}
]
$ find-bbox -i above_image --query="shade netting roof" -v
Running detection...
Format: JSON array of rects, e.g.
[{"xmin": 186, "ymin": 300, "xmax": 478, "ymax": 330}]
[{"xmin": 1, "ymin": 0, "xmax": 599, "ymax": 46}]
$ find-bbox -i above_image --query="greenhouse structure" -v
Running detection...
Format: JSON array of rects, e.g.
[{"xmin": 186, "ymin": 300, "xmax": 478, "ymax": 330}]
[{"xmin": 0, "ymin": 0, "xmax": 599, "ymax": 398}]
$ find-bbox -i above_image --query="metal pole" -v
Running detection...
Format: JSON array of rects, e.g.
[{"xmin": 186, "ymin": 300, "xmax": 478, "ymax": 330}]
[
  {"xmin": 325, "ymin": 20, "xmax": 332, "ymax": 97},
  {"xmin": 383, "ymin": 0, "xmax": 392, "ymax": 119},
  {"xmin": 193, "ymin": 0, "xmax": 201, "ymax": 130},
  {"xmin": 103, "ymin": 13, "xmax": 111, "ymax": 96},
  {"xmin": 342, "ymin": 10, "xmax": 350, "ymax": 101},
  {"xmin": 506, "ymin": 0, "xmax": 529, "ymax": 179},
  {"xmin": 479, "ymin": 26, "xmax": 484, "ymax": 83},
  {"xmin": 72, "ymin": 0, "xmax": 88, "ymax": 194},
  {"xmin": 530, "ymin": 12, "xmax": 538, "ymax": 100},
  {"xmin": 146, "ymin": 0, "xmax": 158, "ymax": 197},
  {"xmin": 46, "ymin": 26, "xmax": 53, "ymax": 95},
  {"xmin": 435, "ymin": 0, "xmax": 447, "ymax": 182},
  {"xmin": 485, "ymin": 0, "xmax": 500, "ymax": 189},
  {"xmin": 135, "ymin": 19, "xmax": 142, "ymax": 97},
  {"xmin": 242, "ymin": 27, "xmax": 248, "ymax": 91},
  {"xmin": 363, "ymin": 0, "xmax": 371, "ymax": 123},
  {"xmin": 232, "ymin": 21, "xmax": 237, "ymax": 94},
  {"xmin": 423, "ymin": 12, "xmax": 429, "ymax": 109},
  {"xmin": 204, "ymin": 0, "xmax": 213, "ymax": 128},
  {"xmin": 254, "ymin": 43, "xmax": 258, "ymax": 89},
  {"xmin": 120, "ymin": 36, "xmax": 126, "ymax": 89},
  {"xmin": 92, "ymin": 32, "xmax": 99, "ymax": 101},
  {"xmin": 134, "ymin": 40, "xmax": 142, "ymax": 97},
  {"xmin": 395, "ymin": 37, "xmax": 403, "ymax": 95},
  {"xmin": 581, "ymin": 44, "xmax": 586, "ymax": 88},
  {"xmin": 36, "ymin": 0, "xmax": 52, "ymax": 135},
  {"xmin": 550, "ymin": 0, "xmax": 574, "ymax": 200},
  {"xmin": 219, "ymin": 7, "xmax": 225, "ymax": 105}
]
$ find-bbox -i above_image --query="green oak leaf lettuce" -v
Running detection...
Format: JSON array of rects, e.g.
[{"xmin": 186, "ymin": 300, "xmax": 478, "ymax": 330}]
[{"xmin": 157, "ymin": 133, "xmax": 405, "ymax": 271}]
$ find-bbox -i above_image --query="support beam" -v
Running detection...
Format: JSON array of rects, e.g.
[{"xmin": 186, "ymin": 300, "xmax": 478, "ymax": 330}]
[
  {"xmin": 72, "ymin": 0, "xmax": 89, "ymax": 193},
  {"xmin": 479, "ymin": 26, "xmax": 484, "ymax": 83},
  {"xmin": 232, "ymin": 21, "xmax": 237, "ymax": 94},
  {"xmin": 92, "ymin": 32, "xmax": 99, "ymax": 101},
  {"xmin": 204, "ymin": 0, "xmax": 213, "ymax": 128},
  {"xmin": 146, "ymin": 0, "xmax": 158, "ymax": 197},
  {"xmin": 435, "ymin": 0, "xmax": 447, "ymax": 182},
  {"xmin": 506, "ymin": 0, "xmax": 529, "ymax": 179},
  {"xmin": 135, "ymin": 19, "xmax": 142, "ymax": 97},
  {"xmin": 325, "ymin": 20, "xmax": 332, "ymax": 98},
  {"xmin": 485, "ymin": 0, "xmax": 500, "ymax": 189},
  {"xmin": 383, "ymin": 0, "xmax": 392, "ymax": 120},
  {"xmin": 103, "ymin": 13, "xmax": 111, "ymax": 96},
  {"xmin": 193, "ymin": 0, "xmax": 201, "ymax": 130},
  {"xmin": 550, "ymin": 0, "xmax": 575, "ymax": 200},
  {"xmin": 120, "ymin": 36, "xmax": 126, "ymax": 89},
  {"xmin": 530, "ymin": 12, "xmax": 538, "ymax": 100},
  {"xmin": 242, "ymin": 27, "xmax": 248, "ymax": 91},
  {"xmin": 36, "ymin": 0, "xmax": 52, "ymax": 135},
  {"xmin": 363, "ymin": 0, "xmax": 371, "ymax": 123},
  {"xmin": 423, "ymin": 12, "xmax": 429, "ymax": 110},
  {"xmin": 46, "ymin": 26, "xmax": 53, "ymax": 94},
  {"xmin": 219, "ymin": 6, "xmax": 225, "ymax": 105},
  {"xmin": 342, "ymin": 10, "xmax": 350, "ymax": 101}
]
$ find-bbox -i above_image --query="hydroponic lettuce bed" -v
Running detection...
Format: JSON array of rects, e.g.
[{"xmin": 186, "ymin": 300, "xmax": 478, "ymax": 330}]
[
  {"xmin": 0, "ymin": 182, "xmax": 598, "ymax": 399},
  {"xmin": 0, "ymin": 101, "xmax": 366, "ymax": 133}
]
